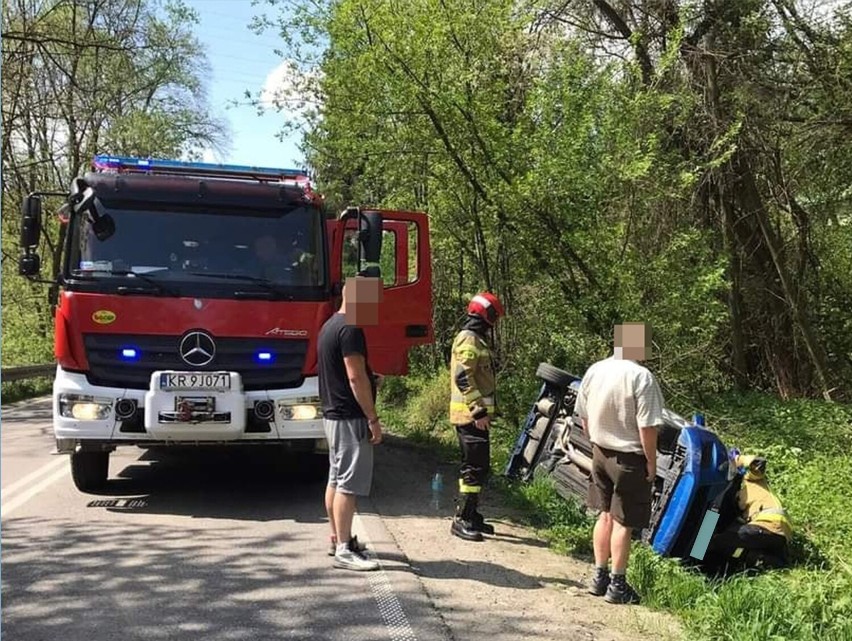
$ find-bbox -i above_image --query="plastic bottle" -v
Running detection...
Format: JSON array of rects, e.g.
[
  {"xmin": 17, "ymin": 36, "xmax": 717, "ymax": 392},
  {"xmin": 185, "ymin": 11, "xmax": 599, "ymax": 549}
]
[{"xmin": 430, "ymin": 472, "xmax": 444, "ymax": 511}]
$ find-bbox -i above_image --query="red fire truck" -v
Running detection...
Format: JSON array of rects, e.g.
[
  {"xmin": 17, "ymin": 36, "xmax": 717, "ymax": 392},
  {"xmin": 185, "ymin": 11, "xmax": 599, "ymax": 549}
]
[{"xmin": 18, "ymin": 155, "xmax": 433, "ymax": 492}]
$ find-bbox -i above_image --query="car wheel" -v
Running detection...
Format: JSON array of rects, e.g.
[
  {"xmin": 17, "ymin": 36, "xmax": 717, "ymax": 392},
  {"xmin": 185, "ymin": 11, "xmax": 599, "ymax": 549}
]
[{"xmin": 535, "ymin": 362, "xmax": 576, "ymax": 390}]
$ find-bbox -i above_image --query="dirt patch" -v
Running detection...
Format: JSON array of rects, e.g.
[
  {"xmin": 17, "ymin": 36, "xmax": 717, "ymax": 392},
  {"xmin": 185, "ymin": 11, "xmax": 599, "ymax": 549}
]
[{"xmin": 369, "ymin": 435, "xmax": 681, "ymax": 641}]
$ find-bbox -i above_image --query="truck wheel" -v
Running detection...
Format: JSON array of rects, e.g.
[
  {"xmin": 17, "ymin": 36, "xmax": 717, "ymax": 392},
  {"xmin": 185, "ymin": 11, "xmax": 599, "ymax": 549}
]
[
  {"xmin": 535, "ymin": 363, "xmax": 575, "ymax": 390},
  {"xmin": 70, "ymin": 451, "xmax": 109, "ymax": 492}
]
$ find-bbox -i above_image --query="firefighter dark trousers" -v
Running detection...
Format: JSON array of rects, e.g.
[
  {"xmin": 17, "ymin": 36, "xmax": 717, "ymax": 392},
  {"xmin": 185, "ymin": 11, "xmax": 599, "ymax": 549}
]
[
  {"xmin": 455, "ymin": 422, "xmax": 491, "ymax": 494},
  {"xmin": 704, "ymin": 524, "xmax": 789, "ymax": 572}
]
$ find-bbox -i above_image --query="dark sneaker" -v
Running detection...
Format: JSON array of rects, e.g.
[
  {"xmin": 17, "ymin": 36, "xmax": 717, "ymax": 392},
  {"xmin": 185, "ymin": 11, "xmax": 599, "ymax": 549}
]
[
  {"xmin": 604, "ymin": 579, "xmax": 641, "ymax": 604},
  {"xmin": 471, "ymin": 512, "xmax": 495, "ymax": 536},
  {"xmin": 450, "ymin": 517, "xmax": 484, "ymax": 542},
  {"xmin": 333, "ymin": 546, "xmax": 379, "ymax": 571},
  {"xmin": 327, "ymin": 535, "xmax": 366, "ymax": 557},
  {"xmin": 587, "ymin": 570, "xmax": 610, "ymax": 596}
]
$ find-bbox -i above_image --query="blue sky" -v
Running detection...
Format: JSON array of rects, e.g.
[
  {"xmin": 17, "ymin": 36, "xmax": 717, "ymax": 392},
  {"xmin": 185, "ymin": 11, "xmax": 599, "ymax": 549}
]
[{"xmin": 184, "ymin": 0, "xmax": 305, "ymax": 168}]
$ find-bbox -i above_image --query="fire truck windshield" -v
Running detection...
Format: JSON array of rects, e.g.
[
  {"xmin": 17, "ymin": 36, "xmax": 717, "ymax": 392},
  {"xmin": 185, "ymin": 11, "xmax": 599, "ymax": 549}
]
[{"xmin": 66, "ymin": 203, "xmax": 325, "ymax": 297}]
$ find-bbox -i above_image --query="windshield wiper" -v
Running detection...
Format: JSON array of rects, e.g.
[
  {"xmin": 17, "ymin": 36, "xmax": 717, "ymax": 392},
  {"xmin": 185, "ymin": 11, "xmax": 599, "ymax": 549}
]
[
  {"xmin": 187, "ymin": 272, "xmax": 294, "ymax": 299},
  {"xmin": 72, "ymin": 269, "xmax": 178, "ymax": 296},
  {"xmin": 110, "ymin": 269, "xmax": 179, "ymax": 296}
]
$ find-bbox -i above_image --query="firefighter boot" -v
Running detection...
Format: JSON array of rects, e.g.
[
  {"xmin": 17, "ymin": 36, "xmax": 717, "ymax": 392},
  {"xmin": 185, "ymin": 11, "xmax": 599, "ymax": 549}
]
[
  {"xmin": 450, "ymin": 494, "xmax": 484, "ymax": 542},
  {"xmin": 469, "ymin": 494, "xmax": 495, "ymax": 535}
]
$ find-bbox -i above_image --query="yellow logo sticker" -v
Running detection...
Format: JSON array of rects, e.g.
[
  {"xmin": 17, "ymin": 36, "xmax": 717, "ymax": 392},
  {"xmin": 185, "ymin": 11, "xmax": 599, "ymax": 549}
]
[{"xmin": 92, "ymin": 310, "xmax": 116, "ymax": 324}]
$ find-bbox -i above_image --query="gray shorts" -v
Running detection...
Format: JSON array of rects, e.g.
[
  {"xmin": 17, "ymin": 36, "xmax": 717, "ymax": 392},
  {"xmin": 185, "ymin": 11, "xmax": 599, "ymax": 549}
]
[{"xmin": 324, "ymin": 418, "xmax": 374, "ymax": 496}]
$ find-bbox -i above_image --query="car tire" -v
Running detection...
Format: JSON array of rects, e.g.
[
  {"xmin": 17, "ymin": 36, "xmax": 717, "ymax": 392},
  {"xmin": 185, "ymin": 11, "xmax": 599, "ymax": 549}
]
[
  {"xmin": 70, "ymin": 450, "xmax": 109, "ymax": 492},
  {"xmin": 535, "ymin": 363, "xmax": 576, "ymax": 390}
]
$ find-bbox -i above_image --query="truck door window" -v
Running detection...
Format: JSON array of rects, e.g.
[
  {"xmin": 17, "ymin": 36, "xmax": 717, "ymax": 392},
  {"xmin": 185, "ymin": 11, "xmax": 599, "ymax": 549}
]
[{"xmin": 341, "ymin": 221, "xmax": 420, "ymax": 287}]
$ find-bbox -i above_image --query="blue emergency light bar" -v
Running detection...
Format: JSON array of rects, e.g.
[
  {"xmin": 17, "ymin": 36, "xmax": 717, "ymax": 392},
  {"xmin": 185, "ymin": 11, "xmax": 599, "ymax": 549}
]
[{"xmin": 92, "ymin": 154, "xmax": 310, "ymax": 182}]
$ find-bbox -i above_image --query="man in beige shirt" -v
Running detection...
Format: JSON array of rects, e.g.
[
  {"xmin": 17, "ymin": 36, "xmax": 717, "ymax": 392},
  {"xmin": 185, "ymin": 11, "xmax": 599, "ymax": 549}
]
[{"xmin": 574, "ymin": 322, "xmax": 665, "ymax": 605}]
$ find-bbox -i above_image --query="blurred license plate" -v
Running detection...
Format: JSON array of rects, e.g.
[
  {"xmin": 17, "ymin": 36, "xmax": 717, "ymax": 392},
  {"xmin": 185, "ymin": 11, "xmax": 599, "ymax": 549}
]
[{"xmin": 159, "ymin": 373, "xmax": 230, "ymax": 390}]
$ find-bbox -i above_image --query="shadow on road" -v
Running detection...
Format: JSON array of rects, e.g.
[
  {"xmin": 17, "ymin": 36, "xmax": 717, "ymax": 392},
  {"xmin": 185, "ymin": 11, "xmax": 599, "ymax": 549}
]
[
  {"xmin": 381, "ymin": 553, "xmax": 584, "ymax": 590},
  {"xmin": 83, "ymin": 445, "xmax": 329, "ymax": 523}
]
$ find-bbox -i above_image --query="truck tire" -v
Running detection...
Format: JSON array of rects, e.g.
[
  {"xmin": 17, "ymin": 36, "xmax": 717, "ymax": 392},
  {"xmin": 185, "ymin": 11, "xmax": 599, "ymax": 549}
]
[
  {"xmin": 70, "ymin": 450, "xmax": 109, "ymax": 492},
  {"xmin": 535, "ymin": 363, "xmax": 575, "ymax": 390}
]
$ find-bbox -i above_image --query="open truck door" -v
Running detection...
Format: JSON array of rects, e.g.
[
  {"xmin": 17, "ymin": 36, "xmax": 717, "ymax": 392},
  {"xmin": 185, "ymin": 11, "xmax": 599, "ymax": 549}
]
[{"xmin": 329, "ymin": 208, "xmax": 433, "ymax": 375}]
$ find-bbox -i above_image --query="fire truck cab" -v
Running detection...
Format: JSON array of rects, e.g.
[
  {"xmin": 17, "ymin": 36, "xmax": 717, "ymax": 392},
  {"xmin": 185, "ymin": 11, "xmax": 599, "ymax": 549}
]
[{"xmin": 18, "ymin": 155, "xmax": 433, "ymax": 492}]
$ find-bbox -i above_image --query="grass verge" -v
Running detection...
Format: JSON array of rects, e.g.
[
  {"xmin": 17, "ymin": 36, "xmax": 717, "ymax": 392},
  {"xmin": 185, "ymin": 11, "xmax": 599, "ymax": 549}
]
[{"xmin": 1, "ymin": 377, "xmax": 52, "ymax": 405}]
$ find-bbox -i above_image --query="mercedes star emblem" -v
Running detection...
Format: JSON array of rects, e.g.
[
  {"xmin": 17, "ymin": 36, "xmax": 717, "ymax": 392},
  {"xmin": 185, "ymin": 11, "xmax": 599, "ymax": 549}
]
[{"xmin": 179, "ymin": 331, "xmax": 216, "ymax": 367}]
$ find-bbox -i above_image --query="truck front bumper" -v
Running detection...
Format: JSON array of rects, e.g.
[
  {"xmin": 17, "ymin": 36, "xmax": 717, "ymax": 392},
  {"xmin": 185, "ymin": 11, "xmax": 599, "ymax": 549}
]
[{"xmin": 52, "ymin": 367, "xmax": 325, "ymax": 445}]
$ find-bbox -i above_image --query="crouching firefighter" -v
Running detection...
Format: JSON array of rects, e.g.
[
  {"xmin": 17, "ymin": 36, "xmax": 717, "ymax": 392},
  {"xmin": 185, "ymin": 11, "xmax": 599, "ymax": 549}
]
[
  {"xmin": 704, "ymin": 453, "xmax": 792, "ymax": 573},
  {"xmin": 449, "ymin": 292, "xmax": 505, "ymax": 542}
]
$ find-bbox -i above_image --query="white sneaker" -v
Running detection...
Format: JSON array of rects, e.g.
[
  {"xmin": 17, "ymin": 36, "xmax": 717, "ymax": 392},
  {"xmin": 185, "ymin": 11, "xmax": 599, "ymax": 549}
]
[{"xmin": 333, "ymin": 547, "xmax": 379, "ymax": 571}]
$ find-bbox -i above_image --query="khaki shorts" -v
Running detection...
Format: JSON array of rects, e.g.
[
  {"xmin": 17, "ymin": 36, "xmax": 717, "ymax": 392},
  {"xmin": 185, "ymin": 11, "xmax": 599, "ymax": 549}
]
[{"xmin": 587, "ymin": 444, "xmax": 651, "ymax": 529}]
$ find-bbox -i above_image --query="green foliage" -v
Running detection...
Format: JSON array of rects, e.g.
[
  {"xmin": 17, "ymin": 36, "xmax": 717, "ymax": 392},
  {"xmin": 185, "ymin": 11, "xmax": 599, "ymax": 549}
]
[
  {"xmin": 630, "ymin": 546, "xmax": 710, "ymax": 612},
  {"xmin": 377, "ymin": 370, "xmax": 452, "ymax": 444},
  {"xmin": 671, "ymin": 567, "xmax": 852, "ymax": 641},
  {"xmin": 0, "ymin": 378, "xmax": 53, "ymax": 405},
  {"xmin": 706, "ymin": 391, "xmax": 852, "ymax": 458}
]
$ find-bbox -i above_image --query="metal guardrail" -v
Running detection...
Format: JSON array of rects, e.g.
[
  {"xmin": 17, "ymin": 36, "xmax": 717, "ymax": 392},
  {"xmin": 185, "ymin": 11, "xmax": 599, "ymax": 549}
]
[{"xmin": 1, "ymin": 364, "xmax": 55, "ymax": 382}]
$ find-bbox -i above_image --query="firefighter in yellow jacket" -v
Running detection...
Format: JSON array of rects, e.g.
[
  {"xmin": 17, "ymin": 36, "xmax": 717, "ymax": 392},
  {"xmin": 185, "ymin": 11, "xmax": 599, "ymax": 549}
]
[
  {"xmin": 705, "ymin": 453, "xmax": 792, "ymax": 572},
  {"xmin": 449, "ymin": 292, "xmax": 504, "ymax": 541}
]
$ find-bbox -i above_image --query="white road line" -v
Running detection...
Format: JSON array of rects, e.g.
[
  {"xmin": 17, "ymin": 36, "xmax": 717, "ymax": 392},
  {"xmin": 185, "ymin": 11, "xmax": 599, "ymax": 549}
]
[
  {"xmin": 2, "ymin": 464, "xmax": 70, "ymax": 518},
  {"xmin": 353, "ymin": 513, "xmax": 419, "ymax": 641},
  {"xmin": 1, "ymin": 455, "xmax": 68, "ymax": 499}
]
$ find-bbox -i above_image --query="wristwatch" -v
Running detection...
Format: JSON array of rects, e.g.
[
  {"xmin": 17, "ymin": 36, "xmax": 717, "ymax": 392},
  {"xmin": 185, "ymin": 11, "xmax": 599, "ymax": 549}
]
[{"xmin": 368, "ymin": 416, "xmax": 380, "ymax": 425}]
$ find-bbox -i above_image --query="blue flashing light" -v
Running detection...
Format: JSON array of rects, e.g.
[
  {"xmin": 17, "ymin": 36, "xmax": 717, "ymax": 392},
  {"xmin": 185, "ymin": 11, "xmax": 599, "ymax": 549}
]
[
  {"xmin": 92, "ymin": 154, "xmax": 309, "ymax": 180},
  {"xmin": 120, "ymin": 348, "xmax": 139, "ymax": 361},
  {"xmin": 255, "ymin": 351, "xmax": 274, "ymax": 363}
]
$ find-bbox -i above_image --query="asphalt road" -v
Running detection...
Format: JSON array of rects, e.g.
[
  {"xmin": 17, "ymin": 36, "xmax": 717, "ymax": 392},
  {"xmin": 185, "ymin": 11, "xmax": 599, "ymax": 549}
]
[{"xmin": 1, "ymin": 397, "xmax": 449, "ymax": 641}]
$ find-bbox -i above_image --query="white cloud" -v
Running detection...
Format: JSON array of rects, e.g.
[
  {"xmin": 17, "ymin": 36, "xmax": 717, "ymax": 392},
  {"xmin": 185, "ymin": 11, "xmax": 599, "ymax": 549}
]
[{"xmin": 259, "ymin": 60, "xmax": 322, "ymax": 124}]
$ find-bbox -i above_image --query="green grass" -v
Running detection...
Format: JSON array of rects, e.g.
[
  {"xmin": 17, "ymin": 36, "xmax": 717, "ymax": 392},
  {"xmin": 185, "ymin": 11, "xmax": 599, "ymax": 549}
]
[
  {"xmin": 1, "ymin": 377, "xmax": 52, "ymax": 405},
  {"xmin": 381, "ymin": 374, "xmax": 852, "ymax": 641}
]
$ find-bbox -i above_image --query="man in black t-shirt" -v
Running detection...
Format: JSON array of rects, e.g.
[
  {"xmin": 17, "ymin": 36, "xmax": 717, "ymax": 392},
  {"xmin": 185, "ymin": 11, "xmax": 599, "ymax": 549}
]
[{"xmin": 317, "ymin": 276, "xmax": 384, "ymax": 571}]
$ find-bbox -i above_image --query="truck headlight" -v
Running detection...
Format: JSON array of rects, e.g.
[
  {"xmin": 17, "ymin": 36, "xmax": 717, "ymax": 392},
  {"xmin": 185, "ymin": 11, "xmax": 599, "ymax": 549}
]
[
  {"xmin": 58, "ymin": 394, "xmax": 113, "ymax": 420},
  {"xmin": 278, "ymin": 397, "xmax": 322, "ymax": 421}
]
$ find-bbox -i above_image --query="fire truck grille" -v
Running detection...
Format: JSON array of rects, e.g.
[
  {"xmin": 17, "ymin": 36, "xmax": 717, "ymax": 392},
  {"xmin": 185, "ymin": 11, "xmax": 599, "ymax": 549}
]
[{"xmin": 82, "ymin": 333, "xmax": 309, "ymax": 391}]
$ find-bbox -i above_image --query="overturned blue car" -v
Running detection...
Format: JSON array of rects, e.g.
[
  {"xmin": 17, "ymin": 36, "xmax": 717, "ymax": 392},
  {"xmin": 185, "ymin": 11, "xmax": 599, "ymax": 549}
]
[{"xmin": 505, "ymin": 363, "xmax": 791, "ymax": 572}]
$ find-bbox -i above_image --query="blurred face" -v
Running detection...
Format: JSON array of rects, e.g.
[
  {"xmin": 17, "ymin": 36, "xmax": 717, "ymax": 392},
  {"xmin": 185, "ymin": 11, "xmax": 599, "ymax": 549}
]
[
  {"xmin": 614, "ymin": 322, "xmax": 651, "ymax": 361},
  {"xmin": 254, "ymin": 236, "xmax": 277, "ymax": 261},
  {"xmin": 344, "ymin": 276, "xmax": 383, "ymax": 326}
]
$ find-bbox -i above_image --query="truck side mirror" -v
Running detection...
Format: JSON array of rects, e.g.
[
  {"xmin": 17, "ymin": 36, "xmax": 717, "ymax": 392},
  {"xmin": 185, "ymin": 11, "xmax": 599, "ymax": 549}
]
[
  {"xmin": 18, "ymin": 253, "xmax": 41, "ymax": 276},
  {"xmin": 20, "ymin": 195, "xmax": 42, "ymax": 248},
  {"xmin": 19, "ymin": 195, "xmax": 43, "ymax": 277},
  {"xmin": 359, "ymin": 210, "xmax": 383, "ymax": 277}
]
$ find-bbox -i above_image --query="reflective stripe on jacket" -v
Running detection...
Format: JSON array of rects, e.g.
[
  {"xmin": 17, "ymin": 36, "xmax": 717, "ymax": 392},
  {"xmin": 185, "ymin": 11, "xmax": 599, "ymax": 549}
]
[
  {"xmin": 738, "ymin": 479, "xmax": 792, "ymax": 541},
  {"xmin": 449, "ymin": 329, "xmax": 496, "ymax": 425}
]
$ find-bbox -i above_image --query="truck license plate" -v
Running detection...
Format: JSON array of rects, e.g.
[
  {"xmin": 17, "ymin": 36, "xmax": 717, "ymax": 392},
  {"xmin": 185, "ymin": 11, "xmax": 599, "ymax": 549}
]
[{"xmin": 159, "ymin": 372, "xmax": 231, "ymax": 390}]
